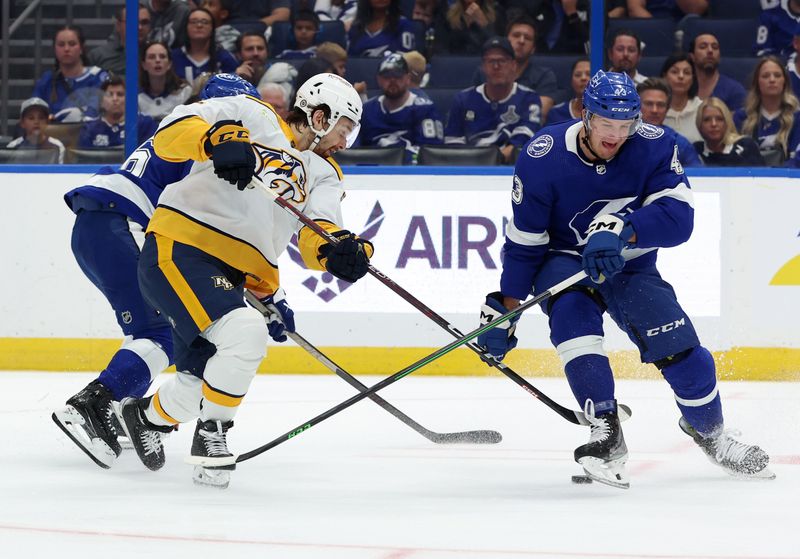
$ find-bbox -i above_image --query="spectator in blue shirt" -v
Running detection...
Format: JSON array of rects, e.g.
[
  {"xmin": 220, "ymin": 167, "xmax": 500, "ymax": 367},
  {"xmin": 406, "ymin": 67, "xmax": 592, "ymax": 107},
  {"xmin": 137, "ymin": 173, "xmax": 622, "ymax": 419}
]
[
  {"xmin": 445, "ymin": 37, "xmax": 542, "ymax": 163},
  {"xmin": 32, "ymin": 25, "xmax": 109, "ymax": 122},
  {"xmin": 277, "ymin": 10, "xmax": 320, "ymax": 59},
  {"xmin": 226, "ymin": 0, "xmax": 290, "ymax": 33},
  {"xmin": 348, "ymin": 0, "xmax": 417, "ymax": 57},
  {"xmin": 734, "ymin": 56, "xmax": 800, "ymax": 165},
  {"xmin": 689, "ymin": 32, "xmax": 746, "ymax": 112},
  {"xmin": 754, "ymin": 0, "xmax": 800, "ymax": 58},
  {"xmin": 79, "ymin": 76, "xmax": 158, "ymax": 149},
  {"xmin": 171, "ymin": 7, "xmax": 238, "ymax": 84},
  {"xmin": 637, "ymin": 78, "xmax": 703, "ymax": 167},
  {"xmin": 6, "ymin": 98, "xmax": 65, "ymax": 163}
]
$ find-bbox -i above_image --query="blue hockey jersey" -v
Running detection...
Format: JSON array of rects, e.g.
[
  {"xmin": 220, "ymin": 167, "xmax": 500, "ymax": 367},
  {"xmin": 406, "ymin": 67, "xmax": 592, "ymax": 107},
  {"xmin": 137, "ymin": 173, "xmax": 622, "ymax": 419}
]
[
  {"xmin": 754, "ymin": 2, "xmax": 800, "ymax": 57},
  {"xmin": 347, "ymin": 17, "xmax": 416, "ymax": 56},
  {"xmin": 359, "ymin": 92, "xmax": 444, "ymax": 161},
  {"xmin": 170, "ymin": 47, "xmax": 239, "ymax": 84},
  {"xmin": 712, "ymin": 74, "xmax": 747, "ymax": 112},
  {"xmin": 500, "ymin": 121, "xmax": 693, "ymax": 299},
  {"xmin": 733, "ymin": 107, "xmax": 800, "ymax": 155},
  {"xmin": 32, "ymin": 66, "xmax": 109, "ymax": 122},
  {"xmin": 64, "ymin": 138, "xmax": 192, "ymax": 227},
  {"xmin": 445, "ymin": 83, "xmax": 542, "ymax": 148},
  {"xmin": 78, "ymin": 116, "xmax": 159, "ymax": 149}
]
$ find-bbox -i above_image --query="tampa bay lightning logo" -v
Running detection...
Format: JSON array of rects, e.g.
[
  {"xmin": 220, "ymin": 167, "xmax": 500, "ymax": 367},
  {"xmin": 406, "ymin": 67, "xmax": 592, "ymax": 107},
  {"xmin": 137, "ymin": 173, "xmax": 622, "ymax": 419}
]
[
  {"xmin": 637, "ymin": 123, "xmax": 665, "ymax": 139},
  {"xmin": 286, "ymin": 201, "xmax": 384, "ymax": 302},
  {"xmin": 527, "ymin": 134, "xmax": 553, "ymax": 158},
  {"xmin": 568, "ymin": 198, "xmax": 637, "ymax": 245}
]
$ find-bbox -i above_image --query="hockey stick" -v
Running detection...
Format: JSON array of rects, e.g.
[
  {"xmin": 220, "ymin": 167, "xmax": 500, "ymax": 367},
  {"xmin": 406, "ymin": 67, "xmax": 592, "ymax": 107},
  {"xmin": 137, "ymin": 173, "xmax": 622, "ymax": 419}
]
[
  {"xmin": 247, "ymin": 178, "xmax": 630, "ymax": 426},
  {"xmin": 186, "ymin": 270, "xmax": 584, "ymax": 468},
  {"xmin": 244, "ymin": 291, "xmax": 502, "ymax": 444}
]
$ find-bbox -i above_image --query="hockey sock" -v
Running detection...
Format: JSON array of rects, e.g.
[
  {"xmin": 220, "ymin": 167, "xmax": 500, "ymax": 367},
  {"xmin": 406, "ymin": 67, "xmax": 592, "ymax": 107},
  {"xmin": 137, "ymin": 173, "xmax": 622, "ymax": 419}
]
[
  {"xmin": 564, "ymin": 354, "xmax": 616, "ymax": 414},
  {"xmin": 98, "ymin": 349, "xmax": 153, "ymax": 400},
  {"xmin": 661, "ymin": 346, "xmax": 723, "ymax": 436}
]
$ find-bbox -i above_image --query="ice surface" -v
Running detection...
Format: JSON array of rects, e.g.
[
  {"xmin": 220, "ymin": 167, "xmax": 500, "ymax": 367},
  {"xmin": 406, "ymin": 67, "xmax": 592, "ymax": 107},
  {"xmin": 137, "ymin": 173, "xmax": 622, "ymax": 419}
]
[{"xmin": 1, "ymin": 372, "xmax": 797, "ymax": 558}]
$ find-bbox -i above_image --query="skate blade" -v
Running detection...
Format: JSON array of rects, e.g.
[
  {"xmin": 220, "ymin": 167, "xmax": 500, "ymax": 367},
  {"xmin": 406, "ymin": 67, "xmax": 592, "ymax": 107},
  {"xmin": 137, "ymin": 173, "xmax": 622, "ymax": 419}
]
[
  {"xmin": 724, "ymin": 466, "xmax": 777, "ymax": 481},
  {"xmin": 578, "ymin": 457, "xmax": 630, "ymax": 490},
  {"xmin": 52, "ymin": 409, "xmax": 117, "ymax": 469},
  {"xmin": 184, "ymin": 455, "xmax": 238, "ymax": 468},
  {"xmin": 193, "ymin": 466, "xmax": 231, "ymax": 489}
]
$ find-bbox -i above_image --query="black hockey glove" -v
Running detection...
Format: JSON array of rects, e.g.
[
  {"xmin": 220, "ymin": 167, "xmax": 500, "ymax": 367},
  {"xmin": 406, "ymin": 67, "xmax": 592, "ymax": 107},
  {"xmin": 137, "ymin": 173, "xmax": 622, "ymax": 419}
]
[
  {"xmin": 204, "ymin": 119, "xmax": 256, "ymax": 190},
  {"xmin": 318, "ymin": 230, "xmax": 374, "ymax": 283}
]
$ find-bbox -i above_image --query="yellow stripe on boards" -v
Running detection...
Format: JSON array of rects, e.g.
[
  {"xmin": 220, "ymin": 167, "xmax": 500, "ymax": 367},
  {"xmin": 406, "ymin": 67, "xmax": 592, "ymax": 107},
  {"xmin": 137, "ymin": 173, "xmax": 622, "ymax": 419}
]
[
  {"xmin": 1, "ymin": 338, "xmax": 799, "ymax": 381},
  {"xmin": 154, "ymin": 234, "xmax": 213, "ymax": 332}
]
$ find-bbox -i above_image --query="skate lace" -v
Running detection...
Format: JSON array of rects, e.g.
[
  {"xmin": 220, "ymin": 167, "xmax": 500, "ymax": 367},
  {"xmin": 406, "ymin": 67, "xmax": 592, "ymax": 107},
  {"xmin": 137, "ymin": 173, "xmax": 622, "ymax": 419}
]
[
  {"xmin": 584, "ymin": 399, "xmax": 611, "ymax": 443},
  {"xmin": 139, "ymin": 430, "xmax": 162, "ymax": 456},
  {"xmin": 202, "ymin": 423, "xmax": 229, "ymax": 456},
  {"xmin": 714, "ymin": 429, "xmax": 751, "ymax": 464}
]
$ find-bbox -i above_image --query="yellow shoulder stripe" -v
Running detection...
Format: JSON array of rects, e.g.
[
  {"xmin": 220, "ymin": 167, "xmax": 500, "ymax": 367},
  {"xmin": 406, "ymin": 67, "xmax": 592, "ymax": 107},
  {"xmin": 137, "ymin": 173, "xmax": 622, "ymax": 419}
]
[{"xmin": 324, "ymin": 156, "xmax": 343, "ymax": 181}]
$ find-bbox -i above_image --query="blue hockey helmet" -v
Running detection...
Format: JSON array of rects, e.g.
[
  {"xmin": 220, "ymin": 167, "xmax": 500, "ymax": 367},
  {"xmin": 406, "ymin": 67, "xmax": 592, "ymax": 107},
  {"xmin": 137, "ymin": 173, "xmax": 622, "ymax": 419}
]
[
  {"xmin": 582, "ymin": 70, "xmax": 641, "ymax": 135},
  {"xmin": 200, "ymin": 73, "xmax": 260, "ymax": 100}
]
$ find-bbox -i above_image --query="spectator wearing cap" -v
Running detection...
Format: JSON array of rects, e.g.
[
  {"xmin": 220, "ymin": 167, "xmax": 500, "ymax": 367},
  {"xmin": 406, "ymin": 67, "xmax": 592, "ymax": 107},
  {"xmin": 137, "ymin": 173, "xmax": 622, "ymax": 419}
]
[
  {"xmin": 607, "ymin": 28, "xmax": 647, "ymax": 86},
  {"xmin": 32, "ymin": 25, "xmax": 109, "ymax": 122},
  {"xmin": 447, "ymin": 37, "xmax": 542, "ymax": 164},
  {"xmin": 754, "ymin": 0, "xmax": 800, "ymax": 58},
  {"xmin": 636, "ymin": 78, "xmax": 703, "ymax": 167},
  {"xmin": 689, "ymin": 33, "xmax": 746, "ymax": 112},
  {"xmin": 473, "ymin": 15, "xmax": 558, "ymax": 117},
  {"xmin": 79, "ymin": 77, "xmax": 158, "ymax": 149},
  {"xmin": 7, "ymin": 98, "xmax": 65, "ymax": 163},
  {"xmin": 147, "ymin": 0, "xmax": 191, "ymax": 49},
  {"xmin": 317, "ymin": 41, "xmax": 368, "ymax": 98},
  {"xmin": 277, "ymin": 10, "xmax": 321, "ymax": 59},
  {"xmin": 88, "ymin": 4, "xmax": 151, "ymax": 75},
  {"xmin": 358, "ymin": 52, "xmax": 444, "ymax": 163},
  {"xmin": 348, "ymin": 0, "xmax": 417, "ymax": 57}
]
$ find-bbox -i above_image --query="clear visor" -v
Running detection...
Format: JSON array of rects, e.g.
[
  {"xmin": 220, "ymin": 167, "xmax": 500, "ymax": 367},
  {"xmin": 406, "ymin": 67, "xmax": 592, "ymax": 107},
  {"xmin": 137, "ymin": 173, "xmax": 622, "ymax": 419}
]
[
  {"xmin": 345, "ymin": 122, "xmax": 361, "ymax": 148},
  {"xmin": 587, "ymin": 113, "xmax": 642, "ymax": 139}
]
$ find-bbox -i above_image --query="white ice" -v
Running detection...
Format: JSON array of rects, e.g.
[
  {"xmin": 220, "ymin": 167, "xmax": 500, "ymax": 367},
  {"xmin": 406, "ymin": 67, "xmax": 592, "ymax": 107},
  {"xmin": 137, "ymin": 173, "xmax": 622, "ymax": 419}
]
[{"xmin": 1, "ymin": 372, "xmax": 797, "ymax": 559}]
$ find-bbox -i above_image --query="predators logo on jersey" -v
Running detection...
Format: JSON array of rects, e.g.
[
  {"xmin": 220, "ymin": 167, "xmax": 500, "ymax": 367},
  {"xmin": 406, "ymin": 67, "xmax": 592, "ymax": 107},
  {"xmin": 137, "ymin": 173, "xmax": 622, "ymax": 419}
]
[{"xmin": 254, "ymin": 144, "xmax": 308, "ymax": 204}]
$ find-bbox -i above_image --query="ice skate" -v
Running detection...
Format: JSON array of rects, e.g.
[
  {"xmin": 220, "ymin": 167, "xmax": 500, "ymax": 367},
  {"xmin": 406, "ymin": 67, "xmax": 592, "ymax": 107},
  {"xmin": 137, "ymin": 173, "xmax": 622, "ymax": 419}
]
[
  {"xmin": 574, "ymin": 400, "xmax": 629, "ymax": 489},
  {"xmin": 119, "ymin": 397, "xmax": 175, "ymax": 471},
  {"xmin": 679, "ymin": 417, "xmax": 775, "ymax": 480},
  {"xmin": 191, "ymin": 419, "xmax": 236, "ymax": 489},
  {"xmin": 52, "ymin": 380, "xmax": 122, "ymax": 468}
]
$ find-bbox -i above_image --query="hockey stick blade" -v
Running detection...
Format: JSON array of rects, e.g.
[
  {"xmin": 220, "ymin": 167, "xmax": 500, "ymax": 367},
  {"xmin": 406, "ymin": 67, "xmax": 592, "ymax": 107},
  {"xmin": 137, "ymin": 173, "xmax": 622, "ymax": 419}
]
[{"xmin": 245, "ymin": 292, "xmax": 502, "ymax": 445}]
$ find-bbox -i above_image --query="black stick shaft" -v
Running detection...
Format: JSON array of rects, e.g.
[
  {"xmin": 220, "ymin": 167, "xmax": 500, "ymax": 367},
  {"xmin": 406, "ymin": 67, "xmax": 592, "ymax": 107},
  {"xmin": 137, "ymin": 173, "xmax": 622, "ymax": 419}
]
[
  {"xmin": 235, "ymin": 272, "xmax": 580, "ymax": 464},
  {"xmin": 255, "ymin": 181, "xmax": 587, "ymax": 425},
  {"xmin": 245, "ymin": 292, "xmax": 501, "ymax": 444}
]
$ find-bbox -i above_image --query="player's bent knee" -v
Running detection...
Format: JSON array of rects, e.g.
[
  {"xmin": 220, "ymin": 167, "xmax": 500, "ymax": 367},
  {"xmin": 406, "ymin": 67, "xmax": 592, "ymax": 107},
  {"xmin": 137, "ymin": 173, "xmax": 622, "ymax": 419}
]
[
  {"xmin": 556, "ymin": 335, "xmax": 606, "ymax": 366},
  {"xmin": 120, "ymin": 336, "xmax": 170, "ymax": 377},
  {"xmin": 204, "ymin": 306, "xmax": 269, "ymax": 363},
  {"xmin": 659, "ymin": 346, "xmax": 718, "ymax": 404}
]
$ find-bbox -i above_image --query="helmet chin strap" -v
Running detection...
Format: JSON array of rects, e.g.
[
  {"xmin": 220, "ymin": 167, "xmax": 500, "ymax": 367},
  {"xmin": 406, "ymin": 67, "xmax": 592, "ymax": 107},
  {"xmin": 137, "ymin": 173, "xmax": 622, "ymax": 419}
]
[{"xmin": 580, "ymin": 117, "xmax": 608, "ymax": 163}]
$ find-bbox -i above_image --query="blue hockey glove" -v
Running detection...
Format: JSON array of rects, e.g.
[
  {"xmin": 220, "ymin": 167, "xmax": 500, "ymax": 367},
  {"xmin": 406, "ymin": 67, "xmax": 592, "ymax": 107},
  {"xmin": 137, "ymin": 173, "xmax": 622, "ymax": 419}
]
[
  {"xmin": 476, "ymin": 292, "xmax": 519, "ymax": 362},
  {"xmin": 318, "ymin": 230, "xmax": 374, "ymax": 283},
  {"xmin": 260, "ymin": 287, "xmax": 295, "ymax": 343},
  {"xmin": 204, "ymin": 120, "xmax": 256, "ymax": 190},
  {"xmin": 582, "ymin": 214, "xmax": 635, "ymax": 283}
]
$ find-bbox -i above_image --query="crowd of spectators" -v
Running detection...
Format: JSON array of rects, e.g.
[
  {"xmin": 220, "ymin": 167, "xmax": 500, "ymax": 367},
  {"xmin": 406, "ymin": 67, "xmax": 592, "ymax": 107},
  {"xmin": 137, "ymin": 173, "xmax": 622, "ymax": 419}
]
[{"xmin": 5, "ymin": 0, "xmax": 800, "ymax": 168}]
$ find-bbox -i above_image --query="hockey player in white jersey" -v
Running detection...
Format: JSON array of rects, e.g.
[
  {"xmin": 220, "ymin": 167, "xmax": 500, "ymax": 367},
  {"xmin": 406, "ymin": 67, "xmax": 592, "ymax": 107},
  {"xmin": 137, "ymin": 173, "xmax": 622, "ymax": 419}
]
[{"xmin": 119, "ymin": 73, "xmax": 372, "ymax": 488}]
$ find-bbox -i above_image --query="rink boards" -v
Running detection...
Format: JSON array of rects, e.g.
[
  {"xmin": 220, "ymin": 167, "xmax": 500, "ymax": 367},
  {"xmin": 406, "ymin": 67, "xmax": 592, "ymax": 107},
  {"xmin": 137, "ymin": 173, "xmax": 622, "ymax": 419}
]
[{"xmin": 0, "ymin": 166, "xmax": 798, "ymax": 379}]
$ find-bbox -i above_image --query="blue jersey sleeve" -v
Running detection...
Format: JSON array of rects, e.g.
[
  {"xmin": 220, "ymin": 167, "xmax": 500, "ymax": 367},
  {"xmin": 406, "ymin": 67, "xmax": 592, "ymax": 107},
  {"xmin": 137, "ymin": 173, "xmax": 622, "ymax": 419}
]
[
  {"xmin": 626, "ymin": 138, "xmax": 694, "ymax": 249},
  {"xmin": 500, "ymin": 153, "xmax": 552, "ymax": 300}
]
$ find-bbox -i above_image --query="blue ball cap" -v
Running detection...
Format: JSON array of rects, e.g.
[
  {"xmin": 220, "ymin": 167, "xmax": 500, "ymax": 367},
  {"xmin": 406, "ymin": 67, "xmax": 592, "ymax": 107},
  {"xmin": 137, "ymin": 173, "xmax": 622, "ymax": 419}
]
[
  {"xmin": 200, "ymin": 73, "xmax": 260, "ymax": 101},
  {"xmin": 583, "ymin": 70, "xmax": 641, "ymax": 121}
]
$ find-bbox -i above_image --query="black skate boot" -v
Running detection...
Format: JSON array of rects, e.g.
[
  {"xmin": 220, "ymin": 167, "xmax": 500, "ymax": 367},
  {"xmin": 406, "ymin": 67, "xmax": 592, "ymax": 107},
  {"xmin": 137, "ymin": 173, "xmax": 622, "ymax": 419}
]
[
  {"xmin": 120, "ymin": 397, "xmax": 175, "ymax": 471},
  {"xmin": 52, "ymin": 380, "xmax": 122, "ymax": 468},
  {"xmin": 574, "ymin": 400, "xmax": 629, "ymax": 489},
  {"xmin": 191, "ymin": 419, "xmax": 236, "ymax": 489},
  {"xmin": 679, "ymin": 417, "xmax": 775, "ymax": 480}
]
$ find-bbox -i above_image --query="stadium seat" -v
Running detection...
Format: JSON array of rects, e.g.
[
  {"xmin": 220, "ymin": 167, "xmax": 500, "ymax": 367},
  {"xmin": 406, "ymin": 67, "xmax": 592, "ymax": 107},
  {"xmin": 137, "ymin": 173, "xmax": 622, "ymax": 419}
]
[
  {"xmin": 346, "ymin": 57, "xmax": 382, "ymax": 89},
  {"xmin": 427, "ymin": 57, "xmax": 479, "ymax": 89},
  {"xmin": 537, "ymin": 55, "xmax": 583, "ymax": 94},
  {"xmin": 718, "ymin": 57, "xmax": 758, "ymax": 88},
  {"xmin": 0, "ymin": 148, "xmax": 60, "ymax": 164},
  {"xmin": 607, "ymin": 18, "xmax": 678, "ymax": 56},
  {"xmin": 638, "ymin": 56, "xmax": 667, "ymax": 79},
  {"xmin": 46, "ymin": 122, "xmax": 82, "ymax": 150},
  {"xmin": 417, "ymin": 145, "xmax": 501, "ymax": 166},
  {"xmin": 708, "ymin": 0, "xmax": 761, "ymax": 19},
  {"xmin": 424, "ymin": 88, "xmax": 460, "ymax": 121},
  {"xmin": 679, "ymin": 18, "xmax": 759, "ymax": 57},
  {"xmin": 269, "ymin": 21, "xmax": 293, "ymax": 55},
  {"xmin": 69, "ymin": 147, "xmax": 125, "ymax": 164},
  {"xmin": 333, "ymin": 146, "xmax": 405, "ymax": 166},
  {"xmin": 317, "ymin": 21, "xmax": 346, "ymax": 49}
]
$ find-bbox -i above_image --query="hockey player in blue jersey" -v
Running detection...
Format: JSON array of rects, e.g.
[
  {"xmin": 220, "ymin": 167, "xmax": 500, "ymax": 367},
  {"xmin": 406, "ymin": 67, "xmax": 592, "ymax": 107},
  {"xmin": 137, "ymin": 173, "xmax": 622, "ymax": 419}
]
[
  {"xmin": 476, "ymin": 70, "xmax": 774, "ymax": 488},
  {"xmin": 52, "ymin": 73, "xmax": 261, "ymax": 469}
]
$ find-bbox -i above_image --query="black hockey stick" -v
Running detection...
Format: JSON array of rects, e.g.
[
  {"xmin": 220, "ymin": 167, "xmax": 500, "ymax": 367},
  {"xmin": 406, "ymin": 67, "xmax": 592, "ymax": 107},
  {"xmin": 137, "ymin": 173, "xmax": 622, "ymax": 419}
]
[
  {"xmin": 247, "ymin": 178, "xmax": 630, "ymax": 426},
  {"xmin": 244, "ymin": 291, "xmax": 502, "ymax": 444},
  {"xmin": 186, "ymin": 270, "xmax": 583, "ymax": 468}
]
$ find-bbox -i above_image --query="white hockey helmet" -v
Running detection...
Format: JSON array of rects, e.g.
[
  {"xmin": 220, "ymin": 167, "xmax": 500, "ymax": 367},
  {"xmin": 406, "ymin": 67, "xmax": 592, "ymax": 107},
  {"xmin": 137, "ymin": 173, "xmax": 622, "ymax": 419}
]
[{"xmin": 294, "ymin": 73, "xmax": 362, "ymax": 148}]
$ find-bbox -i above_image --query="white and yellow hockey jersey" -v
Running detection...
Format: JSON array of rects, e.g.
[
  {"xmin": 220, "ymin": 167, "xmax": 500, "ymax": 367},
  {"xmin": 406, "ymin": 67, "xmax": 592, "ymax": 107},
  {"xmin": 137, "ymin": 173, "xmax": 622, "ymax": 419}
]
[{"xmin": 148, "ymin": 95, "xmax": 347, "ymax": 295}]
